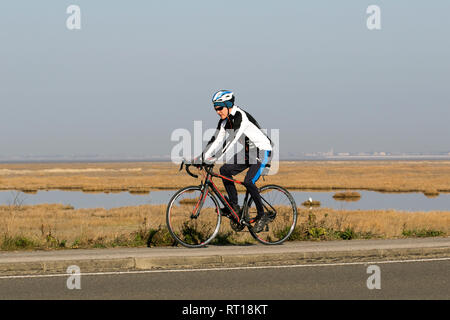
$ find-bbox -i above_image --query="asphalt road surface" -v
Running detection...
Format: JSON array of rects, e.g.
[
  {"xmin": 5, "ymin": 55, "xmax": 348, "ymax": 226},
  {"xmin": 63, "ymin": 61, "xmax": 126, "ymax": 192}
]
[{"xmin": 0, "ymin": 258, "xmax": 448, "ymax": 300}]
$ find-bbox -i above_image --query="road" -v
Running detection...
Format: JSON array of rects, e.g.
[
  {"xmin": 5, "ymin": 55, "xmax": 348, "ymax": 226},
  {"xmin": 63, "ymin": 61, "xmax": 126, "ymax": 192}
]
[
  {"xmin": 2, "ymin": 237, "xmax": 450, "ymax": 276},
  {"xmin": 1, "ymin": 258, "xmax": 448, "ymax": 300}
]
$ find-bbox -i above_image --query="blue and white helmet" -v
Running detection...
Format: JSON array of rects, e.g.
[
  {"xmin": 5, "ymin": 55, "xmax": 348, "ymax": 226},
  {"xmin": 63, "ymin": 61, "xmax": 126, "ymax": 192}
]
[{"xmin": 212, "ymin": 90, "xmax": 235, "ymax": 108}]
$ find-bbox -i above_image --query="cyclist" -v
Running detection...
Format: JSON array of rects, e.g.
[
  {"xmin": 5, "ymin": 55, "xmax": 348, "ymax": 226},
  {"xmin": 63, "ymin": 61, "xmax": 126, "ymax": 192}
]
[{"xmin": 195, "ymin": 90, "xmax": 273, "ymax": 233}]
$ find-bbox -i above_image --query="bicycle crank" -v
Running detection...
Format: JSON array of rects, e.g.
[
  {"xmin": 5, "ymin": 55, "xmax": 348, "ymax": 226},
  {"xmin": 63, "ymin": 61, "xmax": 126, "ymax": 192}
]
[{"xmin": 230, "ymin": 219, "xmax": 245, "ymax": 232}]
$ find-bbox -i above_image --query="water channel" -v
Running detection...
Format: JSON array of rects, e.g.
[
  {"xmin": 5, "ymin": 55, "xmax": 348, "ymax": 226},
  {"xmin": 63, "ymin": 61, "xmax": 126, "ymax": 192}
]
[{"xmin": 1, "ymin": 189, "xmax": 449, "ymax": 212}]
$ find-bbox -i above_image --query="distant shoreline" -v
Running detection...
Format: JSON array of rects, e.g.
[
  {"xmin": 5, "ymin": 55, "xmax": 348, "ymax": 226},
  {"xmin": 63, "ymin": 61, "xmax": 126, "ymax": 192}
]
[
  {"xmin": 1, "ymin": 160, "xmax": 449, "ymax": 198},
  {"xmin": 1, "ymin": 156, "xmax": 450, "ymax": 164}
]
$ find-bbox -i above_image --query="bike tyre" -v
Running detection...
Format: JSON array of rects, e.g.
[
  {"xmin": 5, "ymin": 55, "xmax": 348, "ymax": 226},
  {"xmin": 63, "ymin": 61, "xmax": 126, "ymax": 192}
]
[
  {"xmin": 166, "ymin": 185, "xmax": 221, "ymax": 248},
  {"xmin": 247, "ymin": 184, "xmax": 298, "ymax": 245}
]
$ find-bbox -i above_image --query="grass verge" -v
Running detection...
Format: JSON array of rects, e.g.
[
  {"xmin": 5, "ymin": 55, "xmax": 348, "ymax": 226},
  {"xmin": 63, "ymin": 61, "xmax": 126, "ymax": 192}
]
[{"xmin": 0, "ymin": 203, "xmax": 448, "ymax": 251}]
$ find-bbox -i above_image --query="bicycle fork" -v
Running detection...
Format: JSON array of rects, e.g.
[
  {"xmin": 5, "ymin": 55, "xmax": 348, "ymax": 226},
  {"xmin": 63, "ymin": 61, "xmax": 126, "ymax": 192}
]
[{"xmin": 191, "ymin": 183, "xmax": 209, "ymax": 219}]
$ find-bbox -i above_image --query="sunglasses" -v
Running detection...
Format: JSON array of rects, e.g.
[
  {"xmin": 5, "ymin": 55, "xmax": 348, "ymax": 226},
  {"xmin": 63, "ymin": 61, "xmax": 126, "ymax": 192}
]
[{"xmin": 214, "ymin": 106, "xmax": 225, "ymax": 111}]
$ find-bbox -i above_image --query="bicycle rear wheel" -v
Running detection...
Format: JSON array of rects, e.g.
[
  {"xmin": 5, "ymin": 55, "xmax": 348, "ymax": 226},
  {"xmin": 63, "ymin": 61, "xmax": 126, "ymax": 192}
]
[
  {"xmin": 166, "ymin": 186, "xmax": 221, "ymax": 248},
  {"xmin": 247, "ymin": 184, "xmax": 297, "ymax": 245}
]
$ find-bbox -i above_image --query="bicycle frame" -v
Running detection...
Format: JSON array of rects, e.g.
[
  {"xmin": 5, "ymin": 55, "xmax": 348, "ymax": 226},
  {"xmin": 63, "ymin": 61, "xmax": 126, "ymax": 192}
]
[
  {"xmin": 189, "ymin": 163, "xmax": 276, "ymax": 225},
  {"xmin": 191, "ymin": 167, "xmax": 245, "ymax": 223}
]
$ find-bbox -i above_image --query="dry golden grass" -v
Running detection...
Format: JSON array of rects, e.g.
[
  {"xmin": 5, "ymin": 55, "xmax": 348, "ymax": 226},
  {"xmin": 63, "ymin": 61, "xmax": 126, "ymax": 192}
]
[
  {"xmin": 301, "ymin": 200, "xmax": 321, "ymax": 207},
  {"xmin": 0, "ymin": 160, "xmax": 449, "ymax": 250},
  {"xmin": 0, "ymin": 202, "xmax": 448, "ymax": 250},
  {"xmin": 1, "ymin": 161, "xmax": 450, "ymax": 194},
  {"xmin": 333, "ymin": 191, "xmax": 361, "ymax": 200},
  {"xmin": 298, "ymin": 208, "xmax": 450, "ymax": 238},
  {"xmin": 0, "ymin": 203, "xmax": 167, "ymax": 247},
  {"xmin": 423, "ymin": 189, "xmax": 440, "ymax": 197},
  {"xmin": 179, "ymin": 199, "xmax": 199, "ymax": 205}
]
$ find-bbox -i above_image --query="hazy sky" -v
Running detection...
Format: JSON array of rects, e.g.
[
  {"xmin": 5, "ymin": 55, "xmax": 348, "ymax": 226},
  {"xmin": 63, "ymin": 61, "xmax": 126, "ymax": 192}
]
[{"xmin": 1, "ymin": 1, "xmax": 449, "ymax": 158}]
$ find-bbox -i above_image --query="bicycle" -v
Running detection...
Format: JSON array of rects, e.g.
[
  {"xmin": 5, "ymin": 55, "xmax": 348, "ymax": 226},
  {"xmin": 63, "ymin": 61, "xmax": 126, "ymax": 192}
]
[{"xmin": 166, "ymin": 160, "xmax": 298, "ymax": 248}]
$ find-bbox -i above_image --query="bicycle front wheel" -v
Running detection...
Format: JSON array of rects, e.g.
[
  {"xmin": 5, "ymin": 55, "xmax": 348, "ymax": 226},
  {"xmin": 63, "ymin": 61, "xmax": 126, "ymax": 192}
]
[
  {"xmin": 248, "ymin": 185, "xmax": 297, "ymax": 245},
  {"xmin": 166, "ymin": 186, "xmax": 221, "ymax": 248}
]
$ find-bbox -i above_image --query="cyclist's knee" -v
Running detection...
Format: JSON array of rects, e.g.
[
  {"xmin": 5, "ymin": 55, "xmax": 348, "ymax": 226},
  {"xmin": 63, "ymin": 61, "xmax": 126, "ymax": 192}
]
[{"xmin": 243, "ymin": 178, "xmax": 256, "ymax": 189}]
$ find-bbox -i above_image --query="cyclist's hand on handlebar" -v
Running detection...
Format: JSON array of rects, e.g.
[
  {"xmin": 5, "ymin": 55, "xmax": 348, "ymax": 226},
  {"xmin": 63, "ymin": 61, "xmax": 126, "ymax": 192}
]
[
  {"xmin": 203, "ymin": 156, "xmax": 216, "ymax": 165},
  {"xmin": 190, "ymin": 156, "xmax": 201, "ymax": 168}
]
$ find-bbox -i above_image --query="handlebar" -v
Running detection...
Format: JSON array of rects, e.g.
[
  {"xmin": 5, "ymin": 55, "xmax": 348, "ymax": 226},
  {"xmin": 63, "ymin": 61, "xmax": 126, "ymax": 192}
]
[
  {"xmin": 179, "ymin": 161, "xmax": 198, "ymax": 178},
  {"xmin": 179, "ymin": 160, "xmax": 215, "ymax": 179}
]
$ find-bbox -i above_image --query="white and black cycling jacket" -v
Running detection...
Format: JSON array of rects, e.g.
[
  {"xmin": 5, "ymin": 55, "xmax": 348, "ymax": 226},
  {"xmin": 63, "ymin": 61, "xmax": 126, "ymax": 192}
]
[{"xmin": 202, "ymin": 106, "xmax": 273, "ymax": 161}]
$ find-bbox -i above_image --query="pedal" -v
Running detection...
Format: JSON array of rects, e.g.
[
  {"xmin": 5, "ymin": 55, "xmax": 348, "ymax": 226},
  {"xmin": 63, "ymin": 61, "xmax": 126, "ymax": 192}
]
[{"xmin": 267, "ymin": 211, "xmax": 276, "ymax": 222}]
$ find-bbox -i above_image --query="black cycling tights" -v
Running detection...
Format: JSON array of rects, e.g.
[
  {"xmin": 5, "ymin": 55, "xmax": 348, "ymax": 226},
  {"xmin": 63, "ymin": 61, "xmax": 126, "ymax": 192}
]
[{"xmin": 219, "ymin": 156, "xmax": 268, "ymax": 217}]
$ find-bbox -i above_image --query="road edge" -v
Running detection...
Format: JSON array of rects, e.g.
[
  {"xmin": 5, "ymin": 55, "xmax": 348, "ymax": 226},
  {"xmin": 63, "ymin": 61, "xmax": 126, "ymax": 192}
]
[{"xmin": 1, "ymin": 245, "xmax": 449, "ymax": 276}]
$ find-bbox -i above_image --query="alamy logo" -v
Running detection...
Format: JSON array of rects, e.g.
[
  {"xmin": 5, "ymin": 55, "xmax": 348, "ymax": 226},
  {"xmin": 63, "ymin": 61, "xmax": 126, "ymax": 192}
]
[
  {"xmin": 366, "ymin": 5, "xmax": 381, "ymax": 30},
  {"xmin": 66, "ymin": 5, "xmax": 81, "ymax": 30},
  {"xmin": 366, "ymin": 265, "xmax": 381, "ymax": 289},
  {"xmin": 66, "ymin": 265, "xmax": 81, "ymax": 290},
  {"xmin": 170, "ymin": 121, "xmax": 279, "ymax": 174}
]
